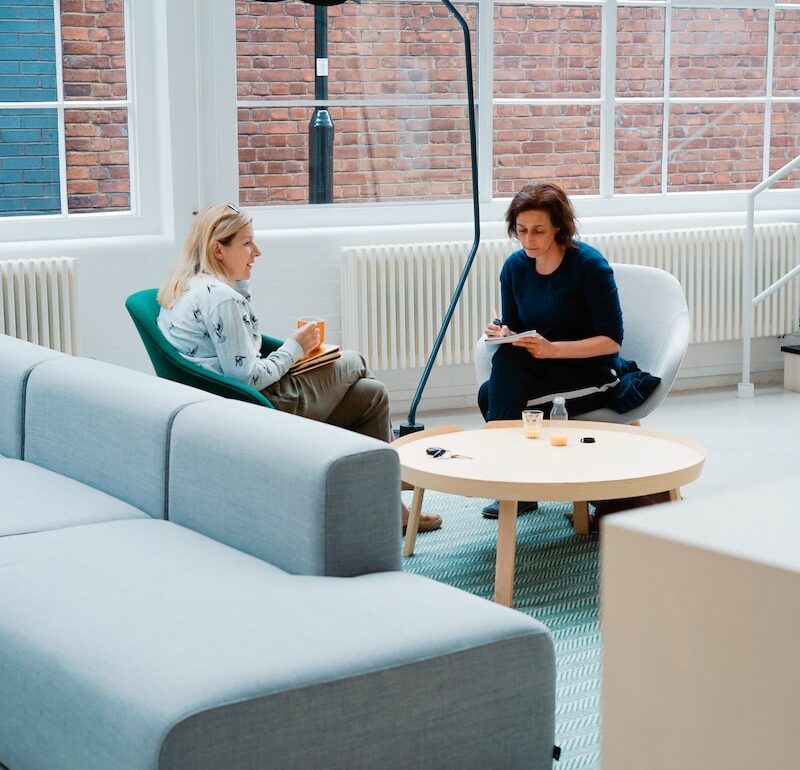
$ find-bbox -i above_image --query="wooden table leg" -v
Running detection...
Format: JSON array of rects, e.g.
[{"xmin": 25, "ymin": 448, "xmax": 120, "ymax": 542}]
[
  {"xmin": 494, "ymin": 499, "xmax": 518, "ymax": 607},
  {"xmin": 573, "ymin": 500, "xmax": 591, "ymax": 535},
  {"xmin": 669, "ymin": 488, "xmax": 681, "ymax": 502},
  {"xmin": 403, "ymin": 486, "xmax": 426, "ymax": 557}
]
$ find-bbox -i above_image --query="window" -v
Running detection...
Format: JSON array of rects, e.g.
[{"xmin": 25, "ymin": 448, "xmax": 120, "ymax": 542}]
[
  {"xmin": 231, "ymin": 0, "xmax": 799, "ymax": 220},
  {"xmin": 235, "ymin": 0, "xmax": 477, "ymax": 207},
  {"xmin": 0, "ymin": 0, "xmax": 131, "ymax": 218}
]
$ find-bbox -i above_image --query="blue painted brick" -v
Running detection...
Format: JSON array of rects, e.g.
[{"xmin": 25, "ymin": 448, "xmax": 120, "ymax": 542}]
[
  {"xmin": 0, "ymin": 46, "xmax": 39, "ymax": 61},
  {"xmin": 0, "ymin": 113, "xmax": 22, "ymax": 128},
  {"xmin": 22, "ymin": 141, "xmax": 57, "ymax": 155},
  {"xmin": 0, "ymin": 21, "xmax": 41, "ymax": 33},
  {"xmin": 0, "ymin": 61, "xmax": 19, "ymax": 74},
  {"xmin": 21, "ymin": 113, "xmax": 55, "ymax": 129},
  {"xmin": 3, "ymin": 183, "xmax": 43, "ymax": 196},
  {"xmin": 18, "ymin": 33, "xmax": 52, "ymax": 47},
  {"xmin": 17, "ymin": 7, "xmax": 54, "ymax": 21},
  {"xmin": 23, "ymin": 168, "xmax": 56, "ymax": 182},
  {"xmin": 3, "ymin": 74, "xmax": 43, "ymax": 88},
  {"xmin": 0, "ymin": 168, "xmax": 23, "ymax": 182},
  {"xmin": 0, "ymin": 155, "xmax": 40, "ymax": 169},
  {"xmin": 1, "ymin": 128, "xmax": 43, "ymax": 141},
  {"xmin": 20, "ymin": 61, "xmax": 51, "ymax": 74},
  {"xmin": 0, "ymin": 198, "xmax": 60, "ymax": 216}
]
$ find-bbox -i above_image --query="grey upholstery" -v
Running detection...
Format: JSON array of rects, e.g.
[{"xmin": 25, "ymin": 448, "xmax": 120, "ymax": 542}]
[
  {"xmin": 169, "ymin": 399, "xmax": 402, "ymax": 576},
  {"xmin": 0, "ymin": 459, "xmax": 148, "ymax": 536},
  {"xmin": 24, "ymin": 356, "xmax": 216, "ymax": 519},
  {"xmin": 474, "ymin": 262, "xmax": 691, "ymax": 423},
  {"xmin": 0, "ymin": 334, "xmax": 63, "ymax": 459},
  {"xmin": 0, "ymin": 519, "xmax": 554, "ymax": 770},
  {"xmin": 0, "ymin": 333, "xmax": 557, "ymax": 770}
]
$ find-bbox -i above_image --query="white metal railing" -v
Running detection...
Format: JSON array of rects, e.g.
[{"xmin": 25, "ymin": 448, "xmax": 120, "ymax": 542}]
[{"xmin": 738, "ymin": 155, "xmax": 800, "ymax": 398}]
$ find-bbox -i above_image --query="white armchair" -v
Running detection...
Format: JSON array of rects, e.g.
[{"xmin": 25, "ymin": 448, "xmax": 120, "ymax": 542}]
[{"xmin": 474, "ymin": 263, "xmax": 691, "ymax": 424}]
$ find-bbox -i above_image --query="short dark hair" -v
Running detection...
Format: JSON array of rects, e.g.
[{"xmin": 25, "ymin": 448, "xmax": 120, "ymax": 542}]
[{"xmin": 505, "ymin": 182, "xmax": 577, "ymax": 247}]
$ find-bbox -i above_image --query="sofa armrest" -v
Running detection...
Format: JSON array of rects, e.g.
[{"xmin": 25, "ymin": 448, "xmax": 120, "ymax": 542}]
[{"xmin": 168, "ymin": 400, "xmax": 402, "ymax": 576}]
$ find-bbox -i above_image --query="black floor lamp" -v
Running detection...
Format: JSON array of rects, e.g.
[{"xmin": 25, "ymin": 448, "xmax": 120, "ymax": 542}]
[
  {"xmin": 400, "ymin": 0, "xmax": 479, "ymax": 435},
  {"xmin": 258, "ymin": 1, "xmax": 481, "ymax": 435}
]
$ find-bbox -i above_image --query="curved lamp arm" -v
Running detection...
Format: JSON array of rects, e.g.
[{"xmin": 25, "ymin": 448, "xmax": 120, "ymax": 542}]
[{"xmin": 399, "ymin": 0, "xmax": 480, "ymax": 435}]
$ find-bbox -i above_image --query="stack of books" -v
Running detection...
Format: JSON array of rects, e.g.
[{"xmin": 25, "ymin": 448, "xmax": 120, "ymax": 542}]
[{"xmin": 288, "ymin": 343, "xmax": 341, "ymax": 376}]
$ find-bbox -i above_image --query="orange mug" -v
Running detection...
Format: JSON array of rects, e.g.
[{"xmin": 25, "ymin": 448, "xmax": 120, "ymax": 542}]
[{"xmin": 297, "ymin": 316, "xmax": 325, "ymax": 347}]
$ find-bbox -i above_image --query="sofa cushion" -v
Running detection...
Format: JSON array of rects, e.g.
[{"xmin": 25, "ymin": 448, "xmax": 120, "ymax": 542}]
[
  {"xmin": 0, "ymin": 519, "xmax": 555, "ymax": 770},
  {"xmin": 0, "ymin": 459, "xmax": 148, "ymax": 536},
  {"xmin": 0, "ymin": 334, "xmax": 64, "ymax": 459},
  {"xmin": 23, "ymin": 356, "xmax": 217, "ymax": 519},
  {"xmin": 169, "ymin": 399, "xmax": 402, "ymax": 577}
]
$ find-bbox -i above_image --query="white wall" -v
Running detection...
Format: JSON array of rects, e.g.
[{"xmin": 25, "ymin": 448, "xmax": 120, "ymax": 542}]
[{"xmin": 0, "ymin": 0, "xmax": 797, "ymax": 417}]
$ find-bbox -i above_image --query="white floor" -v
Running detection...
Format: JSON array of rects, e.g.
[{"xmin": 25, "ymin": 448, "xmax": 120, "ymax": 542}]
[{"xmin": 397, "ymin": 383, "xmax": 800, "ymax": 504}]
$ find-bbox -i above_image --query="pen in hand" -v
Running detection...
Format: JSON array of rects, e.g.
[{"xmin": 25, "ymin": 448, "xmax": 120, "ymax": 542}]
[{"xmin": 492, "ymin": 307, "xmax": 503, "ymax": 327}]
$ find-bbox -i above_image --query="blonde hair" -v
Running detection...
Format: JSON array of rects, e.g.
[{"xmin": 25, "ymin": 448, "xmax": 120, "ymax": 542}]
[{"xmin": 158, "ymin": 203, "xmax": 253, "ymax": 308}]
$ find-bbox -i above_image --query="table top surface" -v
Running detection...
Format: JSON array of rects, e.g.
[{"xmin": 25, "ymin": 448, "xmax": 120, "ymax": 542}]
[{"xmin": 394, "ymin": 420, "xmax": 706, "ymax": 502}]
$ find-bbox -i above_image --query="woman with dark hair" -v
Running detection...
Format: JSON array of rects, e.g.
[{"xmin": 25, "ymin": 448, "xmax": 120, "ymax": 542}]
[{"xmin": 477, "ymin": 182, "xmax": 659, "ymax": 519}]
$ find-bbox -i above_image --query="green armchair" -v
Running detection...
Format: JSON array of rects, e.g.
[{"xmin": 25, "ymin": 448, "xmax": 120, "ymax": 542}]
[{"xmin": 125, "ymin": 288, "xmax": 279, "ymax": 408}]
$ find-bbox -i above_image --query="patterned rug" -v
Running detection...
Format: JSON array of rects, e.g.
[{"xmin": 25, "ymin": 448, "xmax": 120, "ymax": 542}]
[{"xmin": 402, "ymin": 490, "xmax": 601, "ymax": 770}]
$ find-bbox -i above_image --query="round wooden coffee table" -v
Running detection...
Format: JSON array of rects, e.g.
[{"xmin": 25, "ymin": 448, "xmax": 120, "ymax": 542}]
[{"xmin": 395, "ymin": 420, "xmax": 706, "ymax": 606}]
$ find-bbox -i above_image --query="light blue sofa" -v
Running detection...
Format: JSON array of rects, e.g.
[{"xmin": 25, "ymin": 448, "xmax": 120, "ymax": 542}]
[{"xmin": 0, "ymin": 333, "xmax": 556, "ymax": 770}]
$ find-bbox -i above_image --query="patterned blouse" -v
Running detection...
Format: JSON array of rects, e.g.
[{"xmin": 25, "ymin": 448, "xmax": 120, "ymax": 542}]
[{"xmin": 157, "ymin": 273, "xmax": 302, "ymax": 390}]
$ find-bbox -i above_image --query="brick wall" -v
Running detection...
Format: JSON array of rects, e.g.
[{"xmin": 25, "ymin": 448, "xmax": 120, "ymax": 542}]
[
  {"xmin": 0, "ymin": 0, "xmax": 60, "ymax": 215},
  {"xmin": 0, "ymin": 108, "xmax": 60, "ymax": 215},
  {"xmin": 236, "ymin": 2, "xmax": 799, "ymax": 206},
  {"xmin": 773, "ymin": 8, "xmax": 800, "ymax": 188},
  {"xmin": 0, "ymin": 0, "xmax": 129, "ymax": 217},
  {"xmin": 237, "ymin": 1, "xmax": 476, "ymax": 206},
  {"xmin": 61, "ymin": 0, "xmax": 129, "ymax": 211}
]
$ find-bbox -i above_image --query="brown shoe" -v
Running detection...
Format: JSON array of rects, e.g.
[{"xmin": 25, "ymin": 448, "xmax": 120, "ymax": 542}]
[
  {"xmin": 590, "ymin": 491, "xmax": 672, "ymax": 516},
  {"xmin": 563, "ymin": 510, "xmax": 600, "ymax": 534},
  {"xmin": 402, "ymin": 513, "xmax": 443, "ymax": 535}
]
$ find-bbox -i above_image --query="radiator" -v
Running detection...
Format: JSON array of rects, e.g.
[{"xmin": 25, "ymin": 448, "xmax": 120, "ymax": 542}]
[
  {"xmin": 0, "ymin": 257, "xmax": 80, "ymax": 355},
  {"xmin": 341, "ymin": 223, "xmax": 800, "ymax": 371}
]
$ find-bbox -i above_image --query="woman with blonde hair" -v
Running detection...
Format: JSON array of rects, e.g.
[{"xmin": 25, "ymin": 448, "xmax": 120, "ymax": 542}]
[{"xmin": 158, "ymin": 203, "xmax": 441, "ymax": 533}]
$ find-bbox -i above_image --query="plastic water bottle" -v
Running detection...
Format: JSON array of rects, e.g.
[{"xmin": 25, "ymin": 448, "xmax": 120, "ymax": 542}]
[
  {"xmin": 550, "ymin": 396, "xmax": 568, "ymax": 422},
  {"xmin": 549, "ymin": 396, "xmax": 568, "ymax": 446}
]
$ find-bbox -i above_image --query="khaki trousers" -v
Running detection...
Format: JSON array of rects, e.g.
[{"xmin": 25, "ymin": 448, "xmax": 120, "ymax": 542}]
[{"xmin": 261, "ymin": 350, "xmax": 391, "ymax": 442}]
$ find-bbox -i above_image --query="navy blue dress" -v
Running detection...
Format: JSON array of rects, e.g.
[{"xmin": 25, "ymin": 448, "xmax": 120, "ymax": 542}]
[{"xmin": 480, "ymin": 241, "xmax": 657, "ymax": 420}]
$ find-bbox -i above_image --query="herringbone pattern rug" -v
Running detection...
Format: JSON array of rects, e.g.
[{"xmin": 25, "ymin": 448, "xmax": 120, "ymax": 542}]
[{"xmin": 402, "ymin": 490, "xmax": 601, "ymax": 770}]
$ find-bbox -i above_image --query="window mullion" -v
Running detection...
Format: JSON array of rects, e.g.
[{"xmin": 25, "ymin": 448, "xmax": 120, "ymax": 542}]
[
  {"xmin": 123, "ymin": 0, "xmax": 139, "ymax": 215},
  {"xmin": 599, "ymin": 0, "xmax": 618, "ymax": 198},
  {"xmin": 53, "ymin": 0, "xmax": 67, "ymax": 217},
  {"xmin": 762, "ymin": 5, "xmax": 776, "ymax": 181},
  {"xmin": 660, "ymin": 0, "xmax": 673, "ymax": 194},
  {"xmin": 478, "ymin": 1, "xmax": 494, "ymax": 203}
]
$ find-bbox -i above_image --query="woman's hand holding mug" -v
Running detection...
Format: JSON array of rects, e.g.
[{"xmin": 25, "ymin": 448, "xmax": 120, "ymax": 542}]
[{"xmin": 292, "ymin": 321, "xmax": 322, "ymax": 355}]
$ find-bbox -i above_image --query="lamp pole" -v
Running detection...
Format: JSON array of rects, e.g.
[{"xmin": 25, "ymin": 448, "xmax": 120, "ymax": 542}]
[
  {"xmin": 399, "ymin": 0, "xmax": 480, "ymax": 435},
  {"xmin": 309, "ymin": 4, "xmax": 333, "ymax": 203}
]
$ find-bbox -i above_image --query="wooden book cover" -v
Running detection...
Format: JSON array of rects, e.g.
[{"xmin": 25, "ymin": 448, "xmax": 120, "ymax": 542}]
[{"xmin": 288, "ymin": 344, "xmax": 341, "ymax": 375}]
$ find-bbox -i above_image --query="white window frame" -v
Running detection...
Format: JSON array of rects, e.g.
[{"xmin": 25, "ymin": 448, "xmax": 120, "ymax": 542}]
[
  {"xmin": 201, "ymin": 0, "xmax": 800, "ymax": 231},
  {"xmin": 0, "ymin": 0, "xmax": 168, "ymax": 242}
]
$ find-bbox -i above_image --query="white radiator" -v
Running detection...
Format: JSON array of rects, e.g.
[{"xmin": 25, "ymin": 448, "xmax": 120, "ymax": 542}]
[
  {"xmin": 0, "ymin": 257, "xmax": 80, "ymax": 355},
  {"xmin": 341, "ymin": 223, "xmax": 800, "ymax": 371}
]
